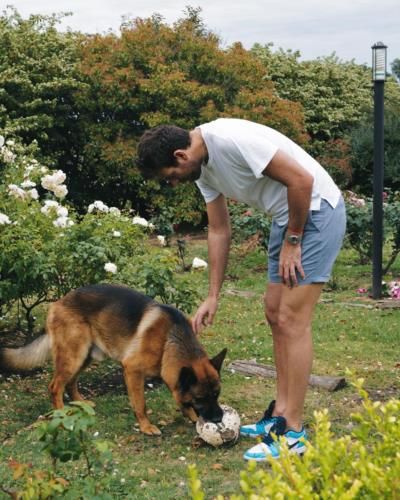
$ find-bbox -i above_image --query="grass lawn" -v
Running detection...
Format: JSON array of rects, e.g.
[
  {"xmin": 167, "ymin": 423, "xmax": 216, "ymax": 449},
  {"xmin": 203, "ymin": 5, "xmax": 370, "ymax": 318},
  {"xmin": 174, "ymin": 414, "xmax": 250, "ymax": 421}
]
[{"xmin": 0, "ymin": 237, "xmax": 399, "ymax": 498}]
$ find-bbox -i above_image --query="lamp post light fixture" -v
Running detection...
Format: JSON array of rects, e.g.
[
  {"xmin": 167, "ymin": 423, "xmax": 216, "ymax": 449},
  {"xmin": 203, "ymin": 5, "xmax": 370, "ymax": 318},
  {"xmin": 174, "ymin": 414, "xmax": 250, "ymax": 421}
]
[
  {"xmin": 371, "ymin": 42, "xmax": 387, "ymax": 299},
  {"xmin": 372, "ymin": 42, "xmax": 387, "ymax": 80}
]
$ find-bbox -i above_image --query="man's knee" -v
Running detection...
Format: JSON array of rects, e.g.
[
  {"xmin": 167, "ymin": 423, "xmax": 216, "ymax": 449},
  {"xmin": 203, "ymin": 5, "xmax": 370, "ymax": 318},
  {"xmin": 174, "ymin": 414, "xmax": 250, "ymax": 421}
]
[
  {"xmin": 264, "ymin": 295, "xmax": 280, "ymax": 327},
  {"xmin": 266, "ymin": 301, "xmax": 310, "ymax": 338}
]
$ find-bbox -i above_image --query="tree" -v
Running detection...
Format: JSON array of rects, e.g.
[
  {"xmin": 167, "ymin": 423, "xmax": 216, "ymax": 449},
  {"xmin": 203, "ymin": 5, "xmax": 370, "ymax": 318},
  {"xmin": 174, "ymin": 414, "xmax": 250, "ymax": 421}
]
[
  {"xmin": 251, "ymin": 45, "xmax": 372, "ymax": 153},
  {"xmin": 73, "ymin": 9, "xmax": 307, "ymax": 221},
  {"xmin": 350, "ymin": 108, "xmax": 400, "ymax": 194},
  {"xmin": 391, "ymin": 58, "xmax": 400, "ymax": 82},
  {"xmin": 0, "ymin": 7, "xmax": 85, "ymax": 170}
]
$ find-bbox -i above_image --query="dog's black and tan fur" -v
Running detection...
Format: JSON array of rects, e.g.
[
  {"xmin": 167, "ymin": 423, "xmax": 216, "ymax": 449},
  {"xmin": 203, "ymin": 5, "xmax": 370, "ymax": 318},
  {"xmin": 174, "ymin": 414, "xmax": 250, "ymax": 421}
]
[{"xmin": 0, "ymin": 284, "xmax": 227, "ymax": 435}]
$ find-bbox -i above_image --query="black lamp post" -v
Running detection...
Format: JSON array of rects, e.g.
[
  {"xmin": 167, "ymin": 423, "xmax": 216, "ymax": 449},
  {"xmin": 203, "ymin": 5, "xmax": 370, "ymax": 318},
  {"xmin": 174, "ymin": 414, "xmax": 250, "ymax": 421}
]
[{"xmin": 371, "ymin": 42, "xmax": 387, "ymax": 299}]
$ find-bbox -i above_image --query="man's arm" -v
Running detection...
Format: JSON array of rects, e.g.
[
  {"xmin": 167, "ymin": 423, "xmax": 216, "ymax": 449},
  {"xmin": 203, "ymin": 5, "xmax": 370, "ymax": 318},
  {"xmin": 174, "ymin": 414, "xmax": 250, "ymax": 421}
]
[
  {"xmin": 262, "ymin": 149, "xmax": 314, "ymax": 286},
  {"xmin": 192, "ymin": 194, "xmax": 231, "ymax": 333}
]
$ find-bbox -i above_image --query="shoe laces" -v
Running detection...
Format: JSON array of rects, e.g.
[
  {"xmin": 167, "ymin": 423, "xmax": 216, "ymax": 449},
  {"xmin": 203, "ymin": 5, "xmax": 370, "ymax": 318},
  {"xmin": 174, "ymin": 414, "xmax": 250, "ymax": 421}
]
[{"xmin": 257, "ymin": 399, "xmax": 276, "ymax": 423}]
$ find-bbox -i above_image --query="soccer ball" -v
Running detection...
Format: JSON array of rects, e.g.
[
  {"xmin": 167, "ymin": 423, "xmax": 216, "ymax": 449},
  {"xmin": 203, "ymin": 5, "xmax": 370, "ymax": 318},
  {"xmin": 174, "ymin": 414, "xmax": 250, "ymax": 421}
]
[{"xmin": 196, "ymin": 404, "xmax": 241, "ymax": 447}]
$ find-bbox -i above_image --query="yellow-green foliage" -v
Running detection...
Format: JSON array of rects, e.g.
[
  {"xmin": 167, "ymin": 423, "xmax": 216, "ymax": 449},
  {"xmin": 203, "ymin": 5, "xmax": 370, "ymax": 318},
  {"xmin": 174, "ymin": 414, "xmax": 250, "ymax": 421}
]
[{"xmin": 189, "ymin": 378, "xmax": 400, "ymax": 499}]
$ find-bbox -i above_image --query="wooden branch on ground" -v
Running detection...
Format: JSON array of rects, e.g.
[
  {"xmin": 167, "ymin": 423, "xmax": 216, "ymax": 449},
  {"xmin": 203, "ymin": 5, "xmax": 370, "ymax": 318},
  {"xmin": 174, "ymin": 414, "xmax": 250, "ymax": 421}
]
[
  {"xmin": 228, "ymin": 359, "xmax": 346, "ymax": 392},
  {"xmin": 375, "ymin": 300, "xmax": 400, "ymax": 309}
]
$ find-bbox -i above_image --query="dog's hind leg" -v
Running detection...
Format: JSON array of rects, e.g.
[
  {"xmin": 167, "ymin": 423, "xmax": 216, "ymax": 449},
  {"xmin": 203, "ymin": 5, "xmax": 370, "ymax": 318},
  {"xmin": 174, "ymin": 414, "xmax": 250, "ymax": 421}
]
[
  {"xmin": 48, "ymin": 319, "xmax": 92, "ymax": 409},
  {"xmin": 65, "ymin": 355, "xmax": 93, "ymax": 403},
  {"xmin": 122, "ymin": 357, "xmax": 161, "ymax": 436}
]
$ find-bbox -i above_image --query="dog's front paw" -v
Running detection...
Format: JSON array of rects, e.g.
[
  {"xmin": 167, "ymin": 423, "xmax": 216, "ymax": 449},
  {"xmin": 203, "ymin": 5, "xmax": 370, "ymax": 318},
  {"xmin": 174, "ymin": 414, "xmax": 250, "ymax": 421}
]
[
  {"xmin": 140, "ymin": 423, "xmax": 162, "ymax": 436},
  {"xmin": 183, "ymin": 406, "xmax": 198, "ymax": 423}
]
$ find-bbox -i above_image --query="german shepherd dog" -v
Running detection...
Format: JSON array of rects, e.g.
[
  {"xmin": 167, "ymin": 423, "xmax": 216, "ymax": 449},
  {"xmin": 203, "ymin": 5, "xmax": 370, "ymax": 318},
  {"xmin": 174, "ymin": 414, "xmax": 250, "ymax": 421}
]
[{"xmin": 0, "ymin": 284, "xmax": 227, "ymax": 435}]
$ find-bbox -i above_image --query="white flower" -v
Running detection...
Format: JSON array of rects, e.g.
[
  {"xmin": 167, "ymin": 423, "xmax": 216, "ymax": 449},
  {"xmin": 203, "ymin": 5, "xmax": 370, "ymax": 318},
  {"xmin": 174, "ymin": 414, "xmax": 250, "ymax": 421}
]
[
  {"xmin": 40, "ymin": 166, "xmax": 48, "ymax": 174},
  {"xmin": 157, "ymin": 235, "xmax": 166, "ymax": 246},
  {"xmin": 8, "ymin": 184, "xmax": 27, "ymax": 200},
  {"xmin": 28, "ymin": 188, "xmax": 39, "ymax": 200},
  {"xmin": 21, "ymin": 179, "xmax": 36, "ymax": 188},
  {"xmin": 88, "ymin": 200, "xmax": 109, "ymax": 213},
  {"xmin": 41, "ymin": 200, "xmax": 60, "ymax": 215},
  {"xmin": 57, "ymin": 206, "xmax": 68, "ymax": 218},
  {"xmin": 112, "ymin": 230, "xmax": 121, "ymax": 237},
  {"xmin": 53, "ymin": 216, "xmax": 74, "ymax": 228},
  {"xmin": 104, "ymin": 262, "xmax": 117, "ymax": 274},
  {"xmin": 24, "ymin": 165, "xmax": 35, "ymax": 176},
  {"xmin": 6, "ymin": 140, "xmax": 15, "ymax": 146},
  {"xmin": 2, "ymin": 148, "xmax": 16, "ymax": 163},
  {"xmin": 53, "ymin": 184, "xmax": 68, "ymax": 199},
  {"xmin": 0, "ymin": 213, "xmax": 11, "ymax": 225},
  {"xmin": 192, "ymin": 257, "xmax": 208, "ymax": 269},
  {"xmin": 0, "ymin": 136, "xmax": 4, "ymax": 148},
  {"xmin": 109, "ymin": 207, "xmax": 121, "ymax": 216},
  {"xmin": 132, "ymin": 216, "xmax": 149, "ymax": 227},
  {"xmin": 41, "ymin": 170, "xmax": 66, "ymax": 192}
]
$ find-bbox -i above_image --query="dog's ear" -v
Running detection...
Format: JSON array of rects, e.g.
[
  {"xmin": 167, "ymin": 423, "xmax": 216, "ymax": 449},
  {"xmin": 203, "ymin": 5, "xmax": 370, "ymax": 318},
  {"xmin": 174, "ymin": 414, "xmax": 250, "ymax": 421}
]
[
  {"xmin": 210, "ymin": 348, "xmax": 228, "ymax": 373},
  {"xmin": 178, "ymin": 366, "xmax": 198, "ymax": 393}
]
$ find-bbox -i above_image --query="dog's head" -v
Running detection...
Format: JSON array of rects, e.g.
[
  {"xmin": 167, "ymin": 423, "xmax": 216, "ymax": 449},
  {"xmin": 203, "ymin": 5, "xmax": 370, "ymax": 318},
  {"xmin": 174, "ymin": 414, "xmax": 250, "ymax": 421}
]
[{"xmin": 178, "ymin": 348, "xmax": 227, "ymax": 423}]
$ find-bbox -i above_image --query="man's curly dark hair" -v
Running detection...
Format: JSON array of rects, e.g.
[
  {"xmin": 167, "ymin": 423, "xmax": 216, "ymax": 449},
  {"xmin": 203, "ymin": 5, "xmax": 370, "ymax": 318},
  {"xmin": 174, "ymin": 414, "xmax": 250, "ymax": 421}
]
[{"xmin": 137, "ymin": 125, "xmax": 191, "ymax": 179}]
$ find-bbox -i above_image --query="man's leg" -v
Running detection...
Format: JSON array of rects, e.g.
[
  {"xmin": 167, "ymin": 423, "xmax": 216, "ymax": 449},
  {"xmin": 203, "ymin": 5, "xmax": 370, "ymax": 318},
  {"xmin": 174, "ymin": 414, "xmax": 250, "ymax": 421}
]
[
  {"xmin": 264, "ymin": 283, "xmax": 286, "ymax": 415},
  {"xmin": 265, "ymin": 282, "xmax": 323, "ymax": 430}
]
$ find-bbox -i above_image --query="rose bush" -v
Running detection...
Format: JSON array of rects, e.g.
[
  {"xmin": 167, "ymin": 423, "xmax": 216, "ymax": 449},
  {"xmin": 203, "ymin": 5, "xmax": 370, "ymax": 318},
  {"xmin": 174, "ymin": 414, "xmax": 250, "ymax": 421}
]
[
  {"xmin": 0, "ymin": 137, "xmax": 196, "ymax": 334},
  {"xmin": 344, "ymin": 190, "xmax": 400, "ymax": 273}
]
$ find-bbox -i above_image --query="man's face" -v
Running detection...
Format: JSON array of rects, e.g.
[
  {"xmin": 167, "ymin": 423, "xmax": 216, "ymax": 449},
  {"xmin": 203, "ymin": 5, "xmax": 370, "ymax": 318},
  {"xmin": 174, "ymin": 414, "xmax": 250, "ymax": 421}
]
[{"xmin": 159, "ymin": 153, "xmax": 203, "ymax": 187}]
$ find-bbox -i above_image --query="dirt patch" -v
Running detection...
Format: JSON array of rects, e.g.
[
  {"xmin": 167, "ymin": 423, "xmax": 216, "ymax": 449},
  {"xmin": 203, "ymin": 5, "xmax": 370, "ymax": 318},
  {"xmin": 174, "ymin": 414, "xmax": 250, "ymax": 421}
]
[{"xmin": 80, "ymin": 365, "xmax": 164, "ymax": 398}]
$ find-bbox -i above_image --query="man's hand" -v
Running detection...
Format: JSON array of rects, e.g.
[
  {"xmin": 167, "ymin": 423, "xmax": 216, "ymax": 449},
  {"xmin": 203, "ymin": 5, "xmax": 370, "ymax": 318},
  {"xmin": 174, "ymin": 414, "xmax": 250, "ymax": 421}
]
[
  {"xmin": 192, "ymin": 296, "xmax": 218, "ymax": 334},
  {"xmin": 279, "ymin": 242, "xmax": 305, "ymax": 287}
]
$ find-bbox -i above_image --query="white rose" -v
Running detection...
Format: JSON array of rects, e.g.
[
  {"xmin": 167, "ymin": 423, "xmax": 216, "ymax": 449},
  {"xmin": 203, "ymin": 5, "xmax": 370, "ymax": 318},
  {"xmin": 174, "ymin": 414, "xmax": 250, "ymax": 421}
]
[
  {"xmin": 0, "ymin": 213, "xmax": 11, "ymax": 225},
  {"xmin": 41, "ymin": 200, "xmax": 59, "ymax": 215},
  {"xmin": 2, "ymin": 149, "xmax": 16, "ymax": 163},
  {"xmin": 104, "ymin": 262, "xmax": 117, "ymax": 274},
  {"xmin": 28, "ymin": 188, "xmax": 39, "ymax": 200},
  {"xmin": 88, "ymin": 200, "xmax": 109, "ymax": 213},
  {"xmin": 109, "ymin": 207, "xmax": 121, "ymax": 216},
  {"xmin": 21, "ymin": 180, "xmax": 36, "ymax": 188},
  {"xmin": 53, "ymin": 217, "xmax": 68, "ymax": 228},
  {"xmin": 56, "ymin": 206, "xmax": 68, "ymax": 218},
  {"xmin": 8, "ymin": 184, "xmax": 27, "ymax": 199},
  {"xmin": 132, "ymin": 216, "xmax": 149, "ymax": 227},
  {"xmin": 53, "ymin": 184, "xmax": 68, "ymax": 199}
]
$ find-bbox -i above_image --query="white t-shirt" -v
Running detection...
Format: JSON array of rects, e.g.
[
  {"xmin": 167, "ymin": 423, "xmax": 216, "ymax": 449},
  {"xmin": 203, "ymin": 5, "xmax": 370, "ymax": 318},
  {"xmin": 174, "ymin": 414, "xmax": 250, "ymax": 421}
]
[{"xmin": 195, "ymin": 118, "xmax": 341, "ymax": 225}]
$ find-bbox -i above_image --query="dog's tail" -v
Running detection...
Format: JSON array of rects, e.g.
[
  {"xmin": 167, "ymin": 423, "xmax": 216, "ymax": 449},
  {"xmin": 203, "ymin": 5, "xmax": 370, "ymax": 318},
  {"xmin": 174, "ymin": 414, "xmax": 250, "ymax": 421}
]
[{"xmin": 0, "ymin": 334, "xmax": 51, "ymax": 372}]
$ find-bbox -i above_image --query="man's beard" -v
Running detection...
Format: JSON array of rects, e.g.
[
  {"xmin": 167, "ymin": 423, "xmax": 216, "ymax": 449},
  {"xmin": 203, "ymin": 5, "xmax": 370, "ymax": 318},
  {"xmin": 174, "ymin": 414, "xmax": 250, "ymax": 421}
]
[{"xmin": 188, "ymin": 161, "xmax": 202, "ymax": 181}]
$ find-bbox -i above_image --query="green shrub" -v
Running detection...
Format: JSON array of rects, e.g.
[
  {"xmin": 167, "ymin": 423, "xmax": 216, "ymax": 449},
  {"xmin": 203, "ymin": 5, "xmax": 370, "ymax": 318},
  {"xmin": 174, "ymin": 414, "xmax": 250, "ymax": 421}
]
[
  {"xmin": 4, "ymin": 402, "xmax": 114, "ymax": 499},
  {"xmin": 228, "ymin": 200, "xmax": 271, "ymax": 252},
  {"xmin": 345, "ymin": 190, "xmax": 400, "ymax": 272},
  {"xmin": 0, "ymin": 138, "xmax": 197, "ymax": 333},
  {"xmin": 188, "ymin": 378, "xmax": 400, "ymax": 499}
]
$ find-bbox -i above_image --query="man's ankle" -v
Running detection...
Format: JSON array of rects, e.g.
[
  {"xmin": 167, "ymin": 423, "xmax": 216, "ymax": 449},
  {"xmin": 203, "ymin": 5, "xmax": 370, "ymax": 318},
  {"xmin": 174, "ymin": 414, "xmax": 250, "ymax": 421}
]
[{"xmin": 285, "ymin": 421, "xmax": 303, "ymax": 433}]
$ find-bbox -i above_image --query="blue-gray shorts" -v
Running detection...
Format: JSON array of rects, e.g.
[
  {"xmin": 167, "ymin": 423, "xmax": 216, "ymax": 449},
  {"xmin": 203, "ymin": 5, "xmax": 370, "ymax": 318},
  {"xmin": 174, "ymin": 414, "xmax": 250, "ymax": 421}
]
[{"xmin": 268, "ymin": 196, "xmax": 346, "ymax": 285}]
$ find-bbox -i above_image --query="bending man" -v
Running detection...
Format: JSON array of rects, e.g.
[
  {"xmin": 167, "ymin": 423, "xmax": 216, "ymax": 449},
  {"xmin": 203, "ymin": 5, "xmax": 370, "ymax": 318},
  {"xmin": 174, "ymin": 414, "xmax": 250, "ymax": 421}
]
[{"xmin": 137, "ymin": 118, "xmax": 346, "ymax": 461}]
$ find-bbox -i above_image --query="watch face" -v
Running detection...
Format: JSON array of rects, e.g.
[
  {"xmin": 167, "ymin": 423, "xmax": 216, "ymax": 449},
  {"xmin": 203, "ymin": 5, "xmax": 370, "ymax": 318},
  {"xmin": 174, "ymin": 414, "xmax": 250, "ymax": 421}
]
[{"xmin": 287, "ymin": 234, "xmax": 301, "ymax": 245}]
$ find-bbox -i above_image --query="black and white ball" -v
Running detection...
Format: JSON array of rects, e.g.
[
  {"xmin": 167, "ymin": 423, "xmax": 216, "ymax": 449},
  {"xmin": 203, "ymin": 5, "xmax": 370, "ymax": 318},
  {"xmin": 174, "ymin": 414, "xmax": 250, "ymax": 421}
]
[{"xmin": 196, "ymin": 404, "xmax": 241, "ymax": 447}]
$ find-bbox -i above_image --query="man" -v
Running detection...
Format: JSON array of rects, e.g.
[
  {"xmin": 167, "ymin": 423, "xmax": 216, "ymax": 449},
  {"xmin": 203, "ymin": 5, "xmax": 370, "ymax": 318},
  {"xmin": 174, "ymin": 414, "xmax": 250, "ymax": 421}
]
[{"xmin": 137, "ymin": 118, "xmax": 346, "ymax": 461}]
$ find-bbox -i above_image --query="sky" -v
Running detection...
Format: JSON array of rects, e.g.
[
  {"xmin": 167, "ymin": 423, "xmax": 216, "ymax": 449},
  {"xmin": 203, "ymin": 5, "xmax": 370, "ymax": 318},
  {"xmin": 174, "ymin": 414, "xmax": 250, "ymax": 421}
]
[{"xmin": 3, "ymin": 0, "xmax": 400, "ymax": 67}]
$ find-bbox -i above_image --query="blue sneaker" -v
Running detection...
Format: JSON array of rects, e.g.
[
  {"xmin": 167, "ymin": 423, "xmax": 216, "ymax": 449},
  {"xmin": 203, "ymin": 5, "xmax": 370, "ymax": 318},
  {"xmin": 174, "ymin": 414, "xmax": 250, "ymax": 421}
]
[
  {"xmin": 243, "ymin": 416, "xmax": 307, "ymax": 461},
  {"xmin": 240, "ymin": 400, "xmax": 277, "ymax": 438}
]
